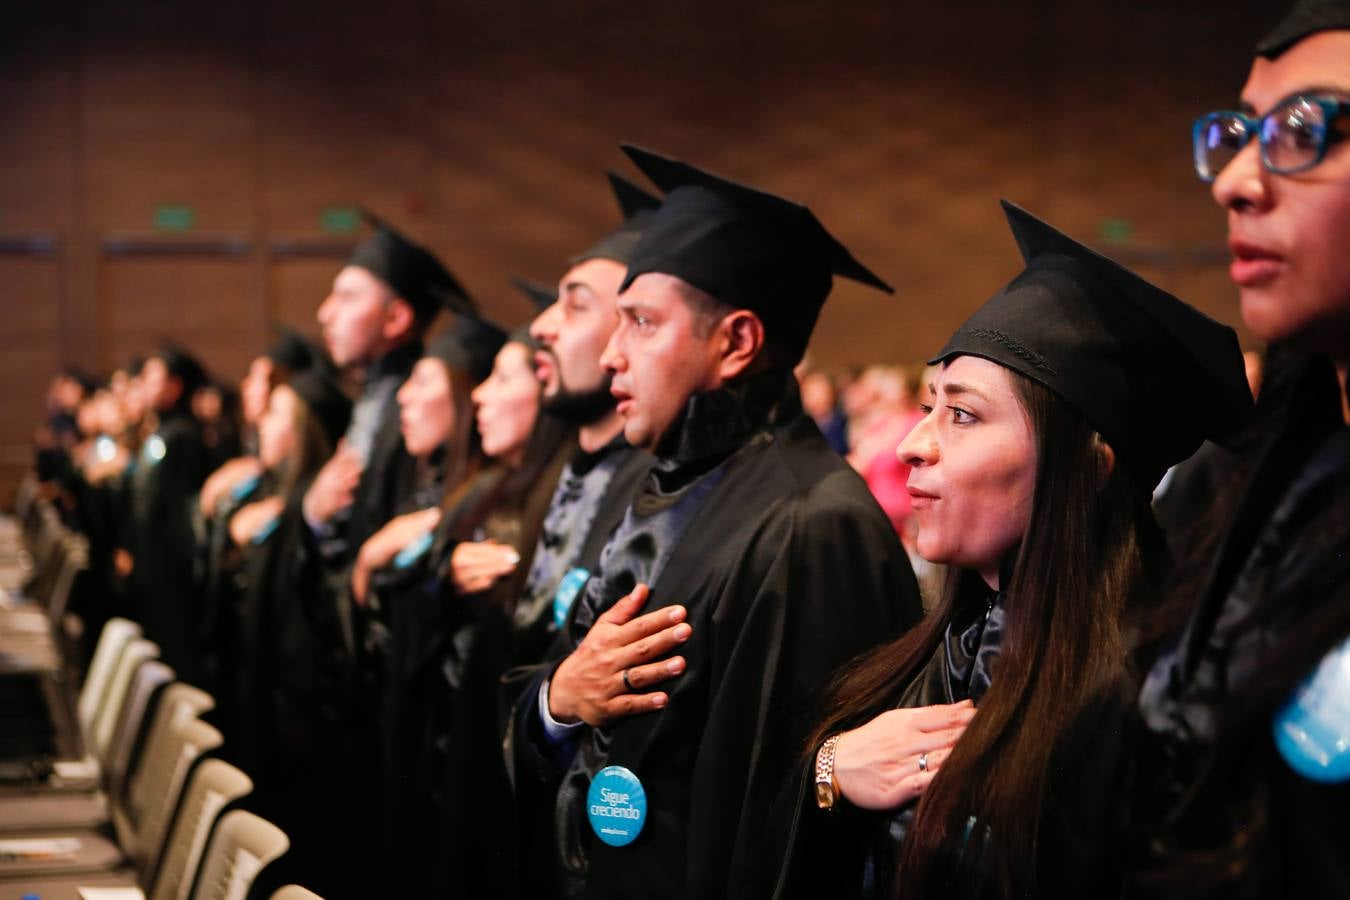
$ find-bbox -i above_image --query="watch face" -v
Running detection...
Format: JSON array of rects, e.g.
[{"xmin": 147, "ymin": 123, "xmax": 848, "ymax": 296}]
[{"xmin": 815, "ymin": 781, "xmax": 834, "ymax": 809}]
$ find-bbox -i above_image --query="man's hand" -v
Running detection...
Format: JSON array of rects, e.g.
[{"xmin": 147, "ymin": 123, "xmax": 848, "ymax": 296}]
[
  {"xmin": 351, "ymin": 507, "xmax": 442, "ymax": 605},
  {"xmin": 548, "ymin": 584, "xmax": 691, "ymax": 728},
  {"xmin": 302, "ymin": 441, "xmax": 363, "ymax": 528},
  {"xmin": 200, "ymin": 456, "xmax": 264, "ymax": 518}
]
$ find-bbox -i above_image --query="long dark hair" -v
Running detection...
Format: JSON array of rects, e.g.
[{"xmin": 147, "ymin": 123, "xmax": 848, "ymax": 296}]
[{"xmin": 807, "ymin": 369, "xmax": 1165, "ymax": 899}]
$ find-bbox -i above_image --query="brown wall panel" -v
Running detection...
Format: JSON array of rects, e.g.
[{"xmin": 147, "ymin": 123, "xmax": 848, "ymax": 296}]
[
  {"xmin": 99, "ymin": 257, "xmax": 260, "ymax": 379},
  {"xmin": 1, "ymin": 0, "xmax": 1281, "ymax": 472}
]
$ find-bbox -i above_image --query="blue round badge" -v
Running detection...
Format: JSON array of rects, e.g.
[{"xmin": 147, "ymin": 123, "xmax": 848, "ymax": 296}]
[
  {"xmin": 554, "ymin": 567, "xmax": 590, "ymax": 628},
  {"xmin": 587, "ymin": 765, "xmax": 647, "ymax": 847},
  {"xmin": 1273, "ymin": 634, "xmax": 1350, "ymax": 783},
  {"xmin": 393, "ymin": 530, "xmax": 435, "ymax": 569}
]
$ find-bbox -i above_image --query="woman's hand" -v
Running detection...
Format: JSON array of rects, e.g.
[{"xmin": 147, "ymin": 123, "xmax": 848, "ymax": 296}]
[
  {"xmin": 832, "ymin": 700, "xmax": 975, "ymax": 810},
  {"xmin": 200, "ymin": 456, "xmax": 264, "ymax": 517},
  {"xmin": 352, "ymin": 507, "xmax": 443, "ymax": 606},
  {"xmin": 449, "ymin": 540, "xmax": 521, "ymax": 595},
  {"xmin": 228, "ymin": 495, "xmax": 286, "ymax": 548}
]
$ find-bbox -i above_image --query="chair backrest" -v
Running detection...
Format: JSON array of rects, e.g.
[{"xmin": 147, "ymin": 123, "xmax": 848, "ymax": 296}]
[
  {"xmin": 78, "ymin": 617, "xmax": 143, "ymax": 739},
  {"xmin": 45, "ymin": 533, "xmax": 88, "ymax": 626},
  {"xmin": 192, "ymin": 810, "xmax": 290, "ymax": 900},
  {"xmin": 91, "ymin": 637, "xmax": 160, "ymax": 765},
  {"xmin": 149, "ymin": 758, "xmax": 252, "ymax": 900},
  {"xmin": 13, "ymin": 471, "xmax": 39, "ymax": 523},
  {"xmin": 269, "ymin": 887, "xmax": 323, "ymax": 900},
  {"xmin": 120, "ymin": 715, "xmax": 223, "ymax": 880},
  {"xmin": 105, "ymin": 658, "xmax": 175, "ymax": 800}
]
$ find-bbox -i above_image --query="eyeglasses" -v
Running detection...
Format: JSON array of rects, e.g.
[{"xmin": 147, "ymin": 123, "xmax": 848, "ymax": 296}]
[{"xmin": 1192, "ymin": 94, "xmax": 1346, "ymax": 183}]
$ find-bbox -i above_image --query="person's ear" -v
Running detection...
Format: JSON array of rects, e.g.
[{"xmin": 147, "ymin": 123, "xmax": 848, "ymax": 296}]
[
  {"xmin": 716, "ymin": 310, "xmax": 765, "ymax": 382},
  {"xmin": 383, "ymin": 297, "xmax": 417, "ymax": 342}
]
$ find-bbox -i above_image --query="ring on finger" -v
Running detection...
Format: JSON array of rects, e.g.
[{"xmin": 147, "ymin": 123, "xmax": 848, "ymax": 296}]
[
  {"xmin": 622, "ymin": 669, "xmax": 636, "ymax": 692},
  {"xmin": 918, "ymin": 752, "xmax": 929, "ymax": 773}
]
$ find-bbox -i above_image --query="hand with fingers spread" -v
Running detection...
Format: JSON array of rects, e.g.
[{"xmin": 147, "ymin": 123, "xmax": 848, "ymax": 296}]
[
  {"xmin": 449, "ymin": 540, "xmax": 521, "ymax": 595},
  {"xmin": 351, "ymin": 507, "xmax": 443, "ymax": 606},
  {"xmin": 548, "ymin": 583, "xmax": 692, "ymax": 728},
  {"xmin": 832, "ymin": 700, "xmax": 976, "ymax": 810},
  {"xmin": 302, "ymin": 439, "xmax": 363, "ymax": 529}
]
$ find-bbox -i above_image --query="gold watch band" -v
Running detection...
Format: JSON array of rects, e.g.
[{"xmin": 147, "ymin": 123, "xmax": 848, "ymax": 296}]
[{"xmin": 815, "ymin": 733, "xmax": 842, "ymax": 811}]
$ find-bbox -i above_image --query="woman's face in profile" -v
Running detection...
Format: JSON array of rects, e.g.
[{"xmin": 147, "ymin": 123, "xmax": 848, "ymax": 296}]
[
  {"xmin": 397, "ymin": 357, "xmax": 456, "ymax": 460},
  {"xmin": 472, "ymin": 341, "xmax": 541, "ymax": 464},
  {"xmin": 897, "ymin": 355, "xmax": 1037, "ymax": 589}
]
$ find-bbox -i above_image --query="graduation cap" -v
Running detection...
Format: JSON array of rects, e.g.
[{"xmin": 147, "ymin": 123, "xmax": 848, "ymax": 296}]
[
  {"xmin": 263, "ymin": 326, "xmax": 323, "ymax": 374},
  {"xmin": 507, "ymin": 276, "xmax": 557, "ymax": 347},
  {"xmin": 346, "ymin": 212, "xmax": 477, "ymax": 322},
  {"xmin": 572, "ymin": 172, "xmax": 663, "ymax": 266},
  {"xmin": 425, "ymin": 313, "xmax": 508, "ymax": 384},
  {"xmin": 1256, "ymin": 0, "xmax": 1350, "ymax": 58},
  {"xmin": 156, "ymin": 341, "xmax": 208, "ymax": 396},
  {"xmin": 931, "ymin": 201, "xmax": 1253, "ymax": 492},
  {"xmin": 286, "ymin": 364, "xmax": 352, "ymax": 448},
  {"xmin": 617, "ymin": 144, "xmax": 893, "ymax": 361}
]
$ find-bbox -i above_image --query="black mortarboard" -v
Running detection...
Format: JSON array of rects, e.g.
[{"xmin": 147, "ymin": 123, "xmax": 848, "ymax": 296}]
[
  {"xmin": 263, "ymin": 326, "xmax": 322, "ymax": 374},
  {"xmin": 1256, "ymin": 0, "xmax": 1350, "ymax": 58},
  {"xmin": 617, "ymin": 144, "xmax": 893, "ymax": 361},
  {"xmin": 507, "ymin": 276, "xmax": 556, "ymax": 347},
  {"xmin": 572, "ymin": 172, "xmax": 663, "ymax": 266},
  {"xmin": 286, "ymin": 365, "xmax": 352, "ymax": 447},
  {"xmin": 426, "ymin": 314, "xmax": 508, "ymax": 383},
  {"xmin": 157, "ymin": 342, "xmax": 208, "ymax": 396},
  {"xmin": 931, "ymin": 201, "xmax": 1252, "ymax": 492},
  {"xmin": 346, "ymin": 212, "xmax": 477, "ymax": 322}
]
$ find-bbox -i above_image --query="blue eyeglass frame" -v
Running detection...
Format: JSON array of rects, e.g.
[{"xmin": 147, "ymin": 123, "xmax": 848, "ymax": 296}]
[{"xmin": 1192, "ymin": 94, "xmax": 1346, "ymax": 183}]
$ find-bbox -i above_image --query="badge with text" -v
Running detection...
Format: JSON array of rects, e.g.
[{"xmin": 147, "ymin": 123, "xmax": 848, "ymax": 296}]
[
  {"xmin": 553, "ymin": 567, "xmax": 590, "ymax": 628},
  {"xmin": 393, "ymin": 530, "xmax": 435, "ymax": 569},
  {"xmin": 587, "ymin": 765, "xmax": 647, "ymax": 847},
  {"xmin": 1273, "ymin": 634, "xmax": 1350, "ymax": 783}
]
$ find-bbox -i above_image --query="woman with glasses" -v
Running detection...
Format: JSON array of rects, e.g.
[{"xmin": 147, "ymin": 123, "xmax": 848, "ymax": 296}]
[
  {"xmin": 767, "ymin": 202, "xmax": 1249, "ymax": 900},
  {"xmin": 1135, "ymin": 2, "xmax": 1350, "ymax": 897}
]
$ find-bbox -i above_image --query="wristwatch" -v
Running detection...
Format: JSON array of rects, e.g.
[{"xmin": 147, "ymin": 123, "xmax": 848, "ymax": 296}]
[{"xmin": 815, "ymin": 734, "xmax": 842, "ymax": 811}]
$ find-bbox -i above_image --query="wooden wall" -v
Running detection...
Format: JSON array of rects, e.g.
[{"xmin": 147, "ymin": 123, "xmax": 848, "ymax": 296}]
[{"xmin": 0, "ymin": 0, "xmax": 1275, "ymax": 498}]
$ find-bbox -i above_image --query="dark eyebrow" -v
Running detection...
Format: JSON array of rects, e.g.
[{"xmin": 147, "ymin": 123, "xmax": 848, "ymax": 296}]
[
  {"xmin": 942, "ymin": 382, "xmax": 990, "ymax": 402},
  {"xmin": 1242, "ymin": 86, "xmax": 1350, "ymax": 116}
]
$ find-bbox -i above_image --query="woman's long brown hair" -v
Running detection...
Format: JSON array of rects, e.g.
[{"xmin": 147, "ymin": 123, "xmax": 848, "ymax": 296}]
[{"xmin": 806, "ymin": 370, "xmax": 1164, "ymax": 899}]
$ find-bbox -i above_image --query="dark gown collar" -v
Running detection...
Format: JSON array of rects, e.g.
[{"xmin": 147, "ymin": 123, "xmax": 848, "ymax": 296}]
[
  {"xmin": 944, "ymin": 585, "xmax": 1005, "ymax": 705},
  {"xmin": 366, "ymin": 339, "xmax": 423, "ymax": 384},
  {"xmin": 650, "ymin": 367, "xmax": 800, "ymax": 491},
  {"xmin": 569, "ymin": 431, "xmax": 632, "ymax": 477}
]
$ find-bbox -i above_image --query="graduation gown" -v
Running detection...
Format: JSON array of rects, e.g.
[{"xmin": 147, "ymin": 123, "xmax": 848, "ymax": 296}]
[
  {"xmin": 126, "ymin": 408, "xmax": 209, "ymax": 680},
  {"xmin": 771, "ymin": 584, "xmax": 1131, "ymax": 900},
  {"xmin": 1134, "ymin": 348, "xmax": 1350, "ymax": 899},
  {"xmin": 507, "ymin": 370, "xmax": 923, "ymax": 900}
]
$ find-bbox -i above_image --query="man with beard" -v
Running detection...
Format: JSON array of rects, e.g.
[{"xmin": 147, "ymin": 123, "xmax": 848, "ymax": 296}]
[
  {"xmin": 511, "ymin": 173, "xmax": 663, "ymax": 665},
  {"xmin": 507, "ymin": 146, "xmax": 923, "ymax": 899}
]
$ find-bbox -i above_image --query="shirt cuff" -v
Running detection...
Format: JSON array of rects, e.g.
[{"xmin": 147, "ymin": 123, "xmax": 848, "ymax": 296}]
[{"xmin": 538, "ymin": 677, "xmax": 584, "ymax": 744}]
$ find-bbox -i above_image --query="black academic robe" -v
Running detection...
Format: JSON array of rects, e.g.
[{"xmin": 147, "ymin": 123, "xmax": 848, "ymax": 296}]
[
  {"xmin": 507, "ymin": 371, "xmax": 923, "ymax": 900},
  {"xmin": 230, "ymin": 475, "xmax": 357, "ymax": 900},
  {"xmin": 771, "ymin": 586, "xmax": 1131, "ymax": 900},
  {"xmin": 1133, "ymin": 348, "xmax": 1350, "ymax": 900},
  {"xmin": 126, "ymin": 408, "xmax": 208, "ymax": 680}
]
